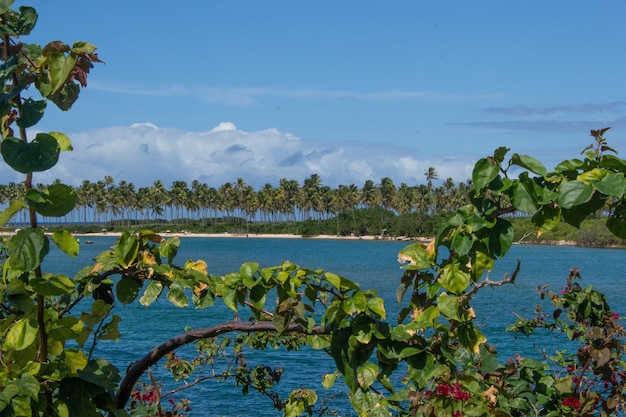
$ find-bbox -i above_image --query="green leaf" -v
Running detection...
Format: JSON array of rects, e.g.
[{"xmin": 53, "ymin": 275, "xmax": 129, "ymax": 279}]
[
  {"xmin": 1, "ymin": 134, "xmax": 60, "ymax": 173},
  {"xmin": 452, "ymin": 232, "xmax": 473, "ymax": 257},
  {"xmin": 71, "ymin": 41, "xmax": 97, "ymax": 54},
  {"xmin": 115, "ymin": 232, "xmax": 139, "ymax": 267},
  {"xmin": 8, "ymin": 228, "xmax": 49, "ymax": 271},
  {"xmin": 397, "ymin": 243, "xmax": 432, "ymax": 270},
  {"xmin": 321, "ymin": 373, "xmax": 337, "ymax": 389},
  {"xmin": 511, "ymin": 153, "xmax": 547, "ymax": 176},
  {"xmin": 324, "ymin": 272, "xmax": 341, "ymax": 289},
  {"xmin": 599, "ymin": 154, "xmax": 626, "ymax": 172},
  {"xmin": 16, "ymin": 98, "xmax": 46, "ymax": 128},
  {"xmin": 249, "ymin": 284, "xmax": 267, "ymax": 310},
  {"xmin": 532, "ymin": 204, "xmax": 561, "ymax": 235},
  {"xmin": 458, "ymin": 322, "xmax": 487, "ymax": 354},
  {"xmin": 167, "ymin": 283, "xmax": 188, "ymax": 307},
  {"xmin": 26, "ymin": 184, "xmax": 76, "ymax": 217},
  {"xmin": 240, "ymin": 262, "xmax": 259, "ymax": 288},
  {"xmin": 557, "ymin": 180, "xmax": 593, "ymax": 209},
  {"xmin": 484, "ymin": 218, "xmax": 514, "ymax": 257},
  {"xmin": 158, "ymin": 236, "xmax": 180, "ymax": 264},
  {"xmin": 0, "ymin": 1, "xmax": 15, "ymax": 15},
  {"xmin": 577, "ymin": 167, "xmax": 606, "ymax": 184},
  {"xmin": 15, "ymin": 6, "xmax": 37, "ymax": 35},
  {"xmin": 30, "ymin": 274, "xmax": 75, "ymax": 296},
  {"xmin": 562, "ymin": 193, "xmax": 605, "ymax": 229},
  {"xmin": 554, "ymin": 158, "xmax": 584, "ymax": 174},
  {"xmin": 471, "ymin": 250, "xmax": 493, "ymax": 281},
  {"xmin": 511, "ymin": 175, "xmax": 538, "ymax": 214},
  {"xmin": 116, "ymin": 278, "xmax": 141, "ymax": 305},
  {"xmin": 51, "ymin": 230, "xmax": 79, "ymax": 257},
  {"xmin": 0, "ymin": 199, "xmax": 26, "ymax": 226},
  {"xmin": 76, "ymin": 358, "xmax": 120, "ymax": 394},
  {"xmin": 366, "ymin": 297, "xmax": 386, "ymax": 319},
  {"xmin": 438, "ymin": 263, "xmax": 471, "ymax": 294},
  {"xmin": 342, "ymin": 291, "xmax": 367, "ymax": 314},
  {"xmin": 438, "ymin": 293, "xmax": 460, "ymax": 321},
  {"xmin": 472, "ymin": 157, "xmax": 500, "ymax": 192},
  {"xmin": 607, "ymin": 203, "xmax": 626, "ymax": 239},
  {"xmin": 47, "ymin": 51, "xmax": 77, "ymax": 94},
  {"xmin": 139, "ymin": 281, "xmax": 163, "ymax": 306},
  {"xmin": 4, "ymin": 318, "xmax": 37, "ymax": 351},
  {"xmin": 594, "ymin": 172, "xmax": 625, "ymax": 198},
  {"xmin": 49, "ymin": 82, "xmax": 80, "ymax": 111},
  {"xmin": 357, "ymin": 362, "xmax": 379, "ymax": 389}
]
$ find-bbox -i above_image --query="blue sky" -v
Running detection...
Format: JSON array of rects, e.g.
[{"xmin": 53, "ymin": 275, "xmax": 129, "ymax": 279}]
[{"xmin": 8, "ymin": 1, "xmax": 626, "ymax": 188}]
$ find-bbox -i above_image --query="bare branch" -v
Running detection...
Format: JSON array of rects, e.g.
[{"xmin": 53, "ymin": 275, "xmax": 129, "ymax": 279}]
[
  {"xmin": 116, "ymin": 320, "xmax": 328, "ymax": 409},
  {"xmin": 460, "ymin": 259, "xmax": 521, "ymax": 307}
]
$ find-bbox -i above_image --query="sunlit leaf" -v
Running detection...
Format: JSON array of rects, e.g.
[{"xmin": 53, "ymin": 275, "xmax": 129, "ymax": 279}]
[
  {"xmin": 471, "ymin": 250, "xmax": 494, "ymax": 280},
  {"xmin": 48, "ymin": 131, "xmax": 73, "ymax": 151},
  {"xmin": 532, "ymin": 204, "xmax": 561, "ymax": 236},
  {"xmin": 557, "ymin": 180, "xmax": 593, "ymax": 209},
  {"xmin": 342, "ymin": 291, "xmax": 367, "ymax": 314},
  {"xmin": 115, "ymin": 232, "xmax": 139, "ymax": 267},
  {"xmin": 8, "ymin": 228, "xmax": 49, "ymax": 271},
  {"xmin": 167, "ymin": 283, "xmax": 188, "ymax": 307},
  {"xmin": 438, "ymin": 263, "xmax": 471, "ymax": 294},
  {"xmin": 594, "ymin": 172, "xmax": 625, "ymax": 198},
  {"xmin": 438, "ymin": 293, "xmax": 460, "ymax": 321},
  {"xmin": 49, "ymin": 229, "xmax": 79, "ymax": 257},
  {"xmin": 452, "ymin": 232, "xmax": 473, "ymax": 257},
  {"xmin": 30, "ymin": 274, "xmax": 74, "ymax": 296},
  {"xmin": 511, "ymin": 175, "xmax": 538, "ymax": 214},
  {"xmin": 472, "ymin": 157, "xmax": 500, "ymax": 192},
  {"xmin": 139, "ymin": 281, "xmax": 163, "ymax": 306},
  {"xmin": 511, "ymin": 153, "xmax": 547, "ymax": 176},
  {"xmin": 397, "ymin": 243, "xmax": 432, "ymax": 270},
  {"xmin": 4, "ymin": 318, "xmax": 37, "ymax": 351},
  {"xmin": 0, "ymin": 199, "xmax": 26, "ymax": 226},
  {"xmin": 357, "ymin": 362, "xmax": 379, "ymax": 389},
  {"xmin": 366, "ymin": 297, "xmax": 386, "ymax": 319}
]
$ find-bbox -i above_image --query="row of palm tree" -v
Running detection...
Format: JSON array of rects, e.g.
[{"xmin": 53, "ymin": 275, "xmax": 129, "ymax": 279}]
[{"xmin": 0, "ymin": 169, "xmax": 473, "ymax": 228}]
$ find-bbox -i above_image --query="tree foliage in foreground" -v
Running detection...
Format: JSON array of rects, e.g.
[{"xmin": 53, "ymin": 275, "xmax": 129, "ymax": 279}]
[{"xmin": 0, "ymin": 3, "xmax": 625, "ymax": 416}]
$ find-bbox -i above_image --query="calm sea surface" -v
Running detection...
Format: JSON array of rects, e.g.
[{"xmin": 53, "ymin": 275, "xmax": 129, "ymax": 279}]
[{"xmin": 43, "ymin": 237, "xmax": 626, "ymax": 416}]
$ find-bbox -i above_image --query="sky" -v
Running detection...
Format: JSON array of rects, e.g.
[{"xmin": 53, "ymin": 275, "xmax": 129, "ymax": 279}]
[{"xmin": 5, "ymin": 1, "xmax": 626, "ymax": 189}]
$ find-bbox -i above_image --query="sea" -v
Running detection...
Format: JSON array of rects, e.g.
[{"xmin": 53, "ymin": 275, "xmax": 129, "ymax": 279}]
[{"xmin": 42, "ymin": 237, "xmax": 626, "ymax": 416}]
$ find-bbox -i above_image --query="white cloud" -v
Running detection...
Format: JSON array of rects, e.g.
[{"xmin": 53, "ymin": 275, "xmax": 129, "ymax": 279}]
[{"xmin": 2, "ymin": 123, "xmax": 478, "ymax": 189}]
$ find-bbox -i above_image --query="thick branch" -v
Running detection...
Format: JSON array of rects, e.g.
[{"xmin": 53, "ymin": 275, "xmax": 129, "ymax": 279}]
[{"xmin": 115, "ymin": 320, "xmax": 328, "ymax": 409}]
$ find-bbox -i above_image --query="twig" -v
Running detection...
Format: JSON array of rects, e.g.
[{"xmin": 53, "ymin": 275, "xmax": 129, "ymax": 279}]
[{"xmin": 460, "ymin": 259, "xmax": 521, "ymax": 308}]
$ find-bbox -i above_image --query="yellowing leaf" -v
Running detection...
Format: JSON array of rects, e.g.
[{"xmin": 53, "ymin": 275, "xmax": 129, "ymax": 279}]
[{"xmin": 193, "ymin": 281, "xmax": 208, "ymax": 297}]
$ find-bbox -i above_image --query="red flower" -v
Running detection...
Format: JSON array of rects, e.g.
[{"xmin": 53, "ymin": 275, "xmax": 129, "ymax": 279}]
[
  {"xmin": 562, "ymin": 397, "xmax": 580, "ymax": 409},
  {"xmin": 436, "ymin": 383, "xmax": 451, "ymax": 396}
]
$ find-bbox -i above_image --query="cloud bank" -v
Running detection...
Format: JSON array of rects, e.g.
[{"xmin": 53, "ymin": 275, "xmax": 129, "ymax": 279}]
[{"xmin": 4, "ymin": 123, "xmax": 478, "ymax": 189}]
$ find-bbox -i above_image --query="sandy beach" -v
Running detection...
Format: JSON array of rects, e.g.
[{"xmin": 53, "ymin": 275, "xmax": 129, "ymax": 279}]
[{"xmin": 65, "ymin": 231, "xmax": 429, "ymax": 243}]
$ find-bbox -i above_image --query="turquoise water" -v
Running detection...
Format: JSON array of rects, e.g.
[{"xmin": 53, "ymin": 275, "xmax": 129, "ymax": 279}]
[{"xmin": 43, "ymin": 237, "xmax": 626, "ymax": 416}]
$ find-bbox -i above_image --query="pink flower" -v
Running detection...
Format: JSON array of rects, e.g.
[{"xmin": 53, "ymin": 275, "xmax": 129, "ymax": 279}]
[{"xmin": 452, "ymin": 411, "xmax": 463, "ymax": 417}]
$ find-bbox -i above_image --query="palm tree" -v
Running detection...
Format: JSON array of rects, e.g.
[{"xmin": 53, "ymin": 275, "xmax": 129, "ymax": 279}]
[
  {"xmin": 361, "ymin": 179, "xmax": 382, "ymax": 209},
  {"xmin": 425, "ymin": 167, "xmax": 439, "ymax": 190}
]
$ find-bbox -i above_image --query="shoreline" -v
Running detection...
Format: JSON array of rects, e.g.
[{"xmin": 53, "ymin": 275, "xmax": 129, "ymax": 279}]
[{"xmin": 69, "ymin": 231, "xmax": 430, "ymax": 243}]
